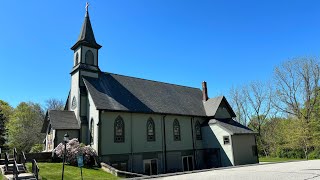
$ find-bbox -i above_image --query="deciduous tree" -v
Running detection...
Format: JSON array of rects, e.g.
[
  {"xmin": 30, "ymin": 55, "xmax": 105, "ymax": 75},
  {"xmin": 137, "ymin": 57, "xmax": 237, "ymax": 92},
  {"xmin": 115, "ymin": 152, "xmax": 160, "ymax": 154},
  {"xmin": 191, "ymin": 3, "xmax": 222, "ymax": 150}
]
[
  {"xmin": 45, "ymin": 98, "xmax": 65, "ymax": 111},
  {"xmin": 229, "ymin": 86, "xmax": 249, "ymax": 126},
  {"xmin": 273, "ymin": 58, "xmax": 320, "ymax": 158},
  {"xmin": 7, "ymin": 102, "xmax": 45, "ymax": 152},
  {"xmin": 273, "ymin": 58, "xmax": 320, "ymax": 122}
]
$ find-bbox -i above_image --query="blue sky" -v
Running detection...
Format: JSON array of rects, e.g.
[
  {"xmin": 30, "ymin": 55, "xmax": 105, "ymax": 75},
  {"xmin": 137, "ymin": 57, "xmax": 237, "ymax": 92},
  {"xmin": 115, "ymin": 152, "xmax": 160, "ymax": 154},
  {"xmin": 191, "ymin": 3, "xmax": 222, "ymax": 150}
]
[{"xmin": 1, "ymin": 0, "xmax": 320, "ymax": 107}]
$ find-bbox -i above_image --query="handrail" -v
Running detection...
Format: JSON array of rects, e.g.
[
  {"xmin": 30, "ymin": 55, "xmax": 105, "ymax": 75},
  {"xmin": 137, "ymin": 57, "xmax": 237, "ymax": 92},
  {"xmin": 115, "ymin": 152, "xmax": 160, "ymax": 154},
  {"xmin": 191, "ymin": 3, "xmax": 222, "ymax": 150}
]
[
  {"xmin": 4, "ymin": 152, "xmax": 9, "ymax": 172},
  {"xmin": 21, "ymin": 151, "xmax": 27, "ymax": 169},
  {"xmin": 13, "ymin": 160, "xmax": 19, "ymax": 180},
  {"xmin": 32, "ymin": 159, "xmax": 40, "ymax": 180},
  {"xmin": 13, "ymin": 148, "xmax": 17, "ymax": 161}
]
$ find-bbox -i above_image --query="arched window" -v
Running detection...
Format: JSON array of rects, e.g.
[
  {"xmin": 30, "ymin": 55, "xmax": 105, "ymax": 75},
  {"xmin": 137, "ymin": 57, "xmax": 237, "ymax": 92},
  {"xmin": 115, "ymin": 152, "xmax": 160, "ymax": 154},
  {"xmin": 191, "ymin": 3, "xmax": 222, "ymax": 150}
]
[
  {"xmin": 75, "ymin": 52, "xmax": 79, "ymax": 66},
  {"xmin": 114, "ymin": 116, "xmax": 125, "ymax": 143},
  {"xmin": 173, "ymin": 119, "xmax": 181, "ymax": 141},
  {"xmin": 90, "ymin": 118, "xmax": 94, "ymax": 144},
  {"xmin": 195, "ymin": 120, "xmax": 202, "ymax": 140},
  {"xmin": 147, "ymin": 118, "xmax": 155, "ymax": 141},
  {"xmin": 85, "ymin": 50, "xmax": 94, "ymax": 65}
]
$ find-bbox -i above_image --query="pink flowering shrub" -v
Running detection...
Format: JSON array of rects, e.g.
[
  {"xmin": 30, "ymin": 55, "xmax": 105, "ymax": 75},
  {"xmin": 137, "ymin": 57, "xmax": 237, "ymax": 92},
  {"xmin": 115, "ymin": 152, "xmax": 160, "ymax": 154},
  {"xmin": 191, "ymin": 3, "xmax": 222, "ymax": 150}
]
[{"xmin": 54, "ymin": 138, "xmax": 97, "ymax": 166}]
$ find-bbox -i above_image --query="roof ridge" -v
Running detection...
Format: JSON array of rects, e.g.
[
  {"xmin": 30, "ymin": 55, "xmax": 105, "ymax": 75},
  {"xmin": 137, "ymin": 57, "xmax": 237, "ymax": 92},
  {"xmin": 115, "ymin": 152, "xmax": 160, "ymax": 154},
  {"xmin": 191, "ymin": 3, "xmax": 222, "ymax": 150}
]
[
  {"xmin": 208, "ymin": 96, "xmax": 224, "ymax": 100},
  {"xmin": 48, "ymin": 110, "xmax": 73, "ymax": 112},
  {"xmin": 103, "ymin": 72, "xmax": 201, "ymax": 90}
]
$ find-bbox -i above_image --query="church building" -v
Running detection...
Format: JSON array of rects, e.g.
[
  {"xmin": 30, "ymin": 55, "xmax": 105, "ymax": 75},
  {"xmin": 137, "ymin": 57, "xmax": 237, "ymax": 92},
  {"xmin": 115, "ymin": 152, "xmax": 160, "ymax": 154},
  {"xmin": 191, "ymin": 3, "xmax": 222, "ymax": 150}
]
[{"xmin": 41, "ymin": 4, "xmax": 258, "ymax": 175}]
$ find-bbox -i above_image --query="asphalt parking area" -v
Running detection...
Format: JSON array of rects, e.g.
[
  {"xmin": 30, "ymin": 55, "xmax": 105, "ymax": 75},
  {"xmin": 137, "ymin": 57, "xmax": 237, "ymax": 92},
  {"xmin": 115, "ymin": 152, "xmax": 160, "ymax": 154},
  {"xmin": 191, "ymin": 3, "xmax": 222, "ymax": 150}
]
[{"xmin": 157, "ymin": 160, "xmax": 320, "ymax": 180}]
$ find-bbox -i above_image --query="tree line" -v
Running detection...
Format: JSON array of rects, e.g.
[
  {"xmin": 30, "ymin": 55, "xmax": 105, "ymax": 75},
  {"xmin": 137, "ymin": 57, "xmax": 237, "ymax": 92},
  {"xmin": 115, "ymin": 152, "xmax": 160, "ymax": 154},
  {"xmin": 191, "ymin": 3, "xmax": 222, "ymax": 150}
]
[
  {"xmin": 228, "ymin": 58, "xmax": 320, "ymax": 159},
  {"xmin": 0, "ymin": 99, "xmax": 64, "ymax": 153}
]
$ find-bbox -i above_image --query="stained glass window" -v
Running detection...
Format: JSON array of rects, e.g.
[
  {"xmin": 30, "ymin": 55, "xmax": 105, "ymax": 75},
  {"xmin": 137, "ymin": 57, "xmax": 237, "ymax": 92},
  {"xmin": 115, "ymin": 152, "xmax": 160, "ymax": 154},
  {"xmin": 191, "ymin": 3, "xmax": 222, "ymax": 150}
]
[
  {"xmin": 195, "ymin": 120, "xmax": 202, "ymax": 140},
  {"xmin": 173, "ymin": 119, "xmax": 181, "ymax": 141},
  {"xmin": 147, "ymin": 118, "xmax": 155, "ymax": 141},
  {"xmin": 114, "ymin": 116, "xmax": 124, "ymax": 143}
]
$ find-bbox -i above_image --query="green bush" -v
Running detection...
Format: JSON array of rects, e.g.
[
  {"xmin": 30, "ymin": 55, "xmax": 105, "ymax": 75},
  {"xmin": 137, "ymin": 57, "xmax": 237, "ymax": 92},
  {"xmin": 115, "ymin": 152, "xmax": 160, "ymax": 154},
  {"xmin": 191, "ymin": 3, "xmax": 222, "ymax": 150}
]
[
  {"xmin": 308, "ymin": 149, "xmax": 320, "ymax": 159},
  {"xmin": 30, "ymin": 144, "xmax": 43, "ymax": 153},
  {"xmin": 276, "ymin": 147, "xmax": 304, "ymax": 159}
]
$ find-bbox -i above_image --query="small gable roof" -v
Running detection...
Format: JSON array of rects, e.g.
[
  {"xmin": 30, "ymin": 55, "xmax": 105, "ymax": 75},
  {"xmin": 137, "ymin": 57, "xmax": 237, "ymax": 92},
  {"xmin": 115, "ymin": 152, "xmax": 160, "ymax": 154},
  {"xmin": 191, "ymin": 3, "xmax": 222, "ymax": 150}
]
[
  {"xmin": 204, "ymin": 96, "xmax": 236, "ymax": 117},
  {"xmin": 83, "ymin": 73, "xmax": 207, "ymax": 116},
  {"xmin": 42, "ymin": 110, "xmax": 80, "ymax": 133},
  {"xmin": 209, "ymin": 118, "xmax": 256, "ymax": 135}
]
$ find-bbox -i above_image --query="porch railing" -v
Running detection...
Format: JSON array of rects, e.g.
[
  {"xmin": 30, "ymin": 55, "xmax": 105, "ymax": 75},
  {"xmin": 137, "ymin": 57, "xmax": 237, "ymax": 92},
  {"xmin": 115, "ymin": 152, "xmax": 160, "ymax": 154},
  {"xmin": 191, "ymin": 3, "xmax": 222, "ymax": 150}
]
[{"xmin": 32, "ymin": 159, "xmax": 40, "ymax": 180}]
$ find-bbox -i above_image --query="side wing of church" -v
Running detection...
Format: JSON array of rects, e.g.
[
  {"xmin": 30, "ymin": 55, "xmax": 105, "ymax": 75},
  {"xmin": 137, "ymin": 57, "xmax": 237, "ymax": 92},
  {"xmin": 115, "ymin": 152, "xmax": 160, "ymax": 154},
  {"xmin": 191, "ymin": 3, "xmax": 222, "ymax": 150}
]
[{"xmin": 41, "ymin": 5, "xmax": 258, "ymax": 175}]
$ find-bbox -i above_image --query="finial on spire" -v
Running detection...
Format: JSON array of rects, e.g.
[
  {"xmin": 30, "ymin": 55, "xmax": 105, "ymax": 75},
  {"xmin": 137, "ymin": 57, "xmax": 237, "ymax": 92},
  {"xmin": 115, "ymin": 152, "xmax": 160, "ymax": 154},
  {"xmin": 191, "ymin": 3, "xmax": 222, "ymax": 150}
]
[
  {"xmin": 85, "ymin": 2, "xmax": 89, "ymax": 17},
  {"xmin": 85, "ymin": 2, "xmax": 89, "ymax": 12}
]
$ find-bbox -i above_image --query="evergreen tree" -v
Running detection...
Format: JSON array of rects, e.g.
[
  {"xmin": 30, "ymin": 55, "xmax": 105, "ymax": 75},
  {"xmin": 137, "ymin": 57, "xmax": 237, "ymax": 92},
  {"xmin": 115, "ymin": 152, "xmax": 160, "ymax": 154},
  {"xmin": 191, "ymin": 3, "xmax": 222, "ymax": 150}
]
[{"xmin": 0, "ymin": 109, "xmax": 8, "ymax": 151}]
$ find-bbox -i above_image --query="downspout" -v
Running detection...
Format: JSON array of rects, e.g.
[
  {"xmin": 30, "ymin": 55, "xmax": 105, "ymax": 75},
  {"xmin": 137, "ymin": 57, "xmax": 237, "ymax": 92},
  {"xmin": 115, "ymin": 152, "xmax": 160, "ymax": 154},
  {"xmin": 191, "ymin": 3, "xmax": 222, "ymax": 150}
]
[
  {"xmin": 130, "ymin": 113, "xmax": 133, "ymax": 172},
  {"xmin": 162, "ymin": 115, "xmax": 167, "ymax": 173},
  {"xmin": 79, "ymin": 95, "xmax": 82, "ymax": 144},
  {"xmin": 190, "ymin": 117, "xmax": 197, "ymax": 169},
  {"xmin": 231, "ymin": 135, "xmax": 236, "ymax": 166},
  {"xmin": 98, "ymin": 110, "xmax": 102, "ymax": 158},
  {"xmin": 254, "ymin": 135, "xmax": 259, "ymax": 163},
  {"xmin": 54, "ymin": 130, "xmax": 57, "ymax": 149}
]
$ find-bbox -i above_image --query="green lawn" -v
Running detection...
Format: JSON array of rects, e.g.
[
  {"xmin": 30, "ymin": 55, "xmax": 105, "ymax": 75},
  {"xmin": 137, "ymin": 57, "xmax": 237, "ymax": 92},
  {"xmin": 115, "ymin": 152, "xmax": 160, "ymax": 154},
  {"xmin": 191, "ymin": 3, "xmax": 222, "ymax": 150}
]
[
  {"xmin": 259, "ymin": 157, "xmax": 304, "ymax": 162},
  {"xmin": 0, "ymin": 171, "xmax": 5, "ymax": 180},
  {"xmin": 26, "ymin": 163, "xmax": 118, "ymax": 180}
]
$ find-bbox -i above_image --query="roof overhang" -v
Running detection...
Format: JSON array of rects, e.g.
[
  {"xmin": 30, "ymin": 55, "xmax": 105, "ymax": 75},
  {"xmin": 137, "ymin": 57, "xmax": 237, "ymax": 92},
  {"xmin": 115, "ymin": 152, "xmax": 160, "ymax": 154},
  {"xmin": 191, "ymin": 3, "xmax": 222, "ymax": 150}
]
[{"xmin": 209, "ymin": 118, "xmax": 257, "ymax": 135}]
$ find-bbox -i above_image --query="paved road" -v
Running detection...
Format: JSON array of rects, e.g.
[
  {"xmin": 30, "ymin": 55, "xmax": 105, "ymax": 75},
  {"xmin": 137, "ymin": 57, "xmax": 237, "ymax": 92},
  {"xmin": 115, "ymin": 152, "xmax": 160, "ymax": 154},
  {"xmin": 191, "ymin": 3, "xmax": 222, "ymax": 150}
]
[{"xmin": 157, "ymin": 160, "xmax": 320, "ymax": 180}]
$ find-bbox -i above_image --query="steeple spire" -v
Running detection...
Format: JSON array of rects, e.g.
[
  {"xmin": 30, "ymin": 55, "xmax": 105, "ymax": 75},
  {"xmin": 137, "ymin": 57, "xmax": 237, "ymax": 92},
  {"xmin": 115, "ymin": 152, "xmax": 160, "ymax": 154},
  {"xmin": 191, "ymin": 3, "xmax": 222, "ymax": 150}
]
[{"xmin": 71, "ymin": 2, "xmax": 102, "ymax": 50}]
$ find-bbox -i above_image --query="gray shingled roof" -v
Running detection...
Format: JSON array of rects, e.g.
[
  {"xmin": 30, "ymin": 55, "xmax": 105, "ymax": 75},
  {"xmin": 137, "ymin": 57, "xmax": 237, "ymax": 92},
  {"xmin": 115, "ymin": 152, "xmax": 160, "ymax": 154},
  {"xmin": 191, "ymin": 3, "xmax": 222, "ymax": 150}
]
[
  {"xmin": 48, "ymin": 110, "xmax": 80, "ymax": 130},
  {"xmin": 83, "ymin": 73, "xmax": 207, "ymax": 116},
  {"xmin": 204, "ymin": 96, "xmax": 223, "ymax": 116},
  {"xmin": 204, "ymin": 96, "xmax": 236, "ymax": 117},
  {"xmin": 209, "ymin": 119, "xmax": 256, "ymax": 135}
]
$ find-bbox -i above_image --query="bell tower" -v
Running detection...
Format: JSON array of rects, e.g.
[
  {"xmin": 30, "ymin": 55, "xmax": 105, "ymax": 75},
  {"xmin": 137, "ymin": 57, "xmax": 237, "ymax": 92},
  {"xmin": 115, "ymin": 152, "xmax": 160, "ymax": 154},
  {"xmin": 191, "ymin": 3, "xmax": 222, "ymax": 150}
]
[
  {"xmin": 69, "ymin": 2, "xmax": 101, "ymax": 144},
  {"xmin": 71, "ymin": 2, "xmax": 102, "ymax": 71}
]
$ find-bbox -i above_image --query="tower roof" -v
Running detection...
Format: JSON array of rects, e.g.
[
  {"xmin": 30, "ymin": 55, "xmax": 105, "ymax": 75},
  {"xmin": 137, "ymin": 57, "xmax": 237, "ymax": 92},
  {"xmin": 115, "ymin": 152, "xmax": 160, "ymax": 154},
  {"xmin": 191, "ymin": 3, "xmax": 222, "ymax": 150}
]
[{"xmin": 71, "ymin": 5, "xmax": 102, "ymax": 50}]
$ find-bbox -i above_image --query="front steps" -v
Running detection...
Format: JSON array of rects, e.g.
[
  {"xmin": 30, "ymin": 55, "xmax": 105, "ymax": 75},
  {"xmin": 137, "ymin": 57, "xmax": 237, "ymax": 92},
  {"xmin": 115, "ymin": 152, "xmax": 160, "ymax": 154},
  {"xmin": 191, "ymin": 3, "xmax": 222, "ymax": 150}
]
[
  {"xmin": 4, "ymin": 164, "xmax": 26, "ymax": 174},
  {"xmin": 0, "ymin": 149, "xmax": 39, "ymax": 180}
]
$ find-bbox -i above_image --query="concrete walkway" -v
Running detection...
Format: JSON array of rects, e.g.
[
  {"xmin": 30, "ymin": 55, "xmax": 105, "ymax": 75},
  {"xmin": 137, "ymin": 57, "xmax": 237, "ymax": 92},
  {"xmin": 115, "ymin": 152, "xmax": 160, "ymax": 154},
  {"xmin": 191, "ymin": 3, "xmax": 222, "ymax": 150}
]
[{"xmin": 156, "ymin": 160, "xmax": 320, "ymax": 180}]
